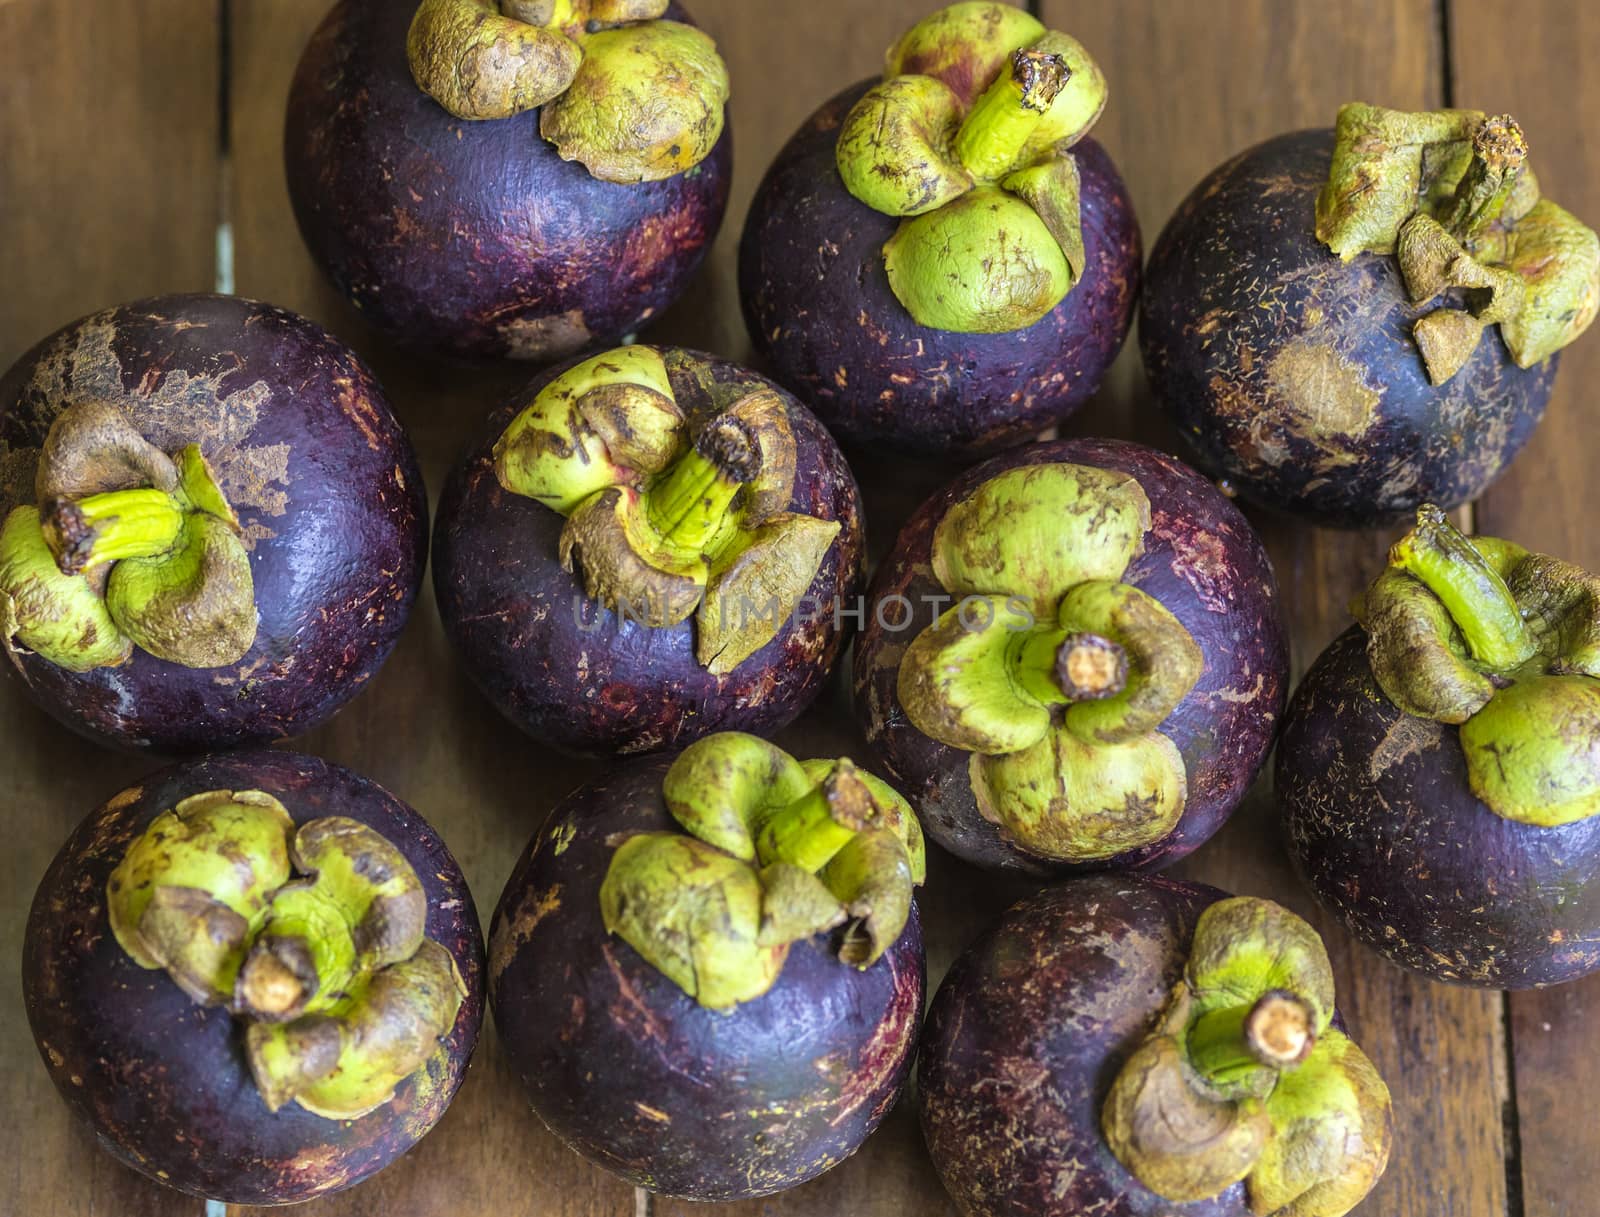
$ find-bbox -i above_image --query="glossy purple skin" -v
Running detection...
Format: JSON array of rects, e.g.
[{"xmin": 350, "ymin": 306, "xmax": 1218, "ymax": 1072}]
[
  {"xmin": 285, "ymin": 0, "xmax": 732, "ymax": 363},
  {"xmin": 22, "ymin": 750, "xmax": 485, "ymax": 1206},
  {"xmin": 920, "ymin": 874, "xmax": 1247, "ymax": 1217},
  {"xmin": 0, "ymin": 294, "xmax": 427, "ymax": 753},
  {"xmin": 853, "ymin": 438, "xmax": 1288, "ymax": 876},
  {"xmin": 738, "ymin": 80, "xmax": 1140, "ymax": 457},
  {"xmin": 489, "ymin": 756, "xmax": 925, "ymax": 1200},
  {"xmin": 1141, "ymin": 128, "xmax": 1557, "ymax": 528},
  {"xmin": 433, "ymin": 347, "xmax": 865, "ymax": 757},
  {"xmin": 1279, "ymin": 627, "xmax": 1600, "ymax": 988}
]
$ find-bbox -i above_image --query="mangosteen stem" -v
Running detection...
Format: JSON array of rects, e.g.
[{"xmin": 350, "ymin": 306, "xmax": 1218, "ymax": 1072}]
[
  {"xmin": 1009, "ymin": 626, "xmax": 1129, "ymax": 706},
  {"xmin": 1390, "ymin": 504, "xmax": 1535, "ymax": 672},
  {"xmin": 1444, "ymin": 115, "xmax": 1528, "ymax": 241},
  {"xmin": 1187, "ymin": 991, "xmax": 1317, "ymax": 1084},
  {"xmin": 955, "ymin": 47, "xmax": 1069, "ymax": 180},
  {"xmin": 38, "ymin": 488, "xmax": 185, "ymax": 575},
  {"xmin": 644, "ymin": 414, "xmax": 760, "ymax": 553},
  {"xmin": 755, "ymin": 759, "xmax": 878, "ymax": 873}
]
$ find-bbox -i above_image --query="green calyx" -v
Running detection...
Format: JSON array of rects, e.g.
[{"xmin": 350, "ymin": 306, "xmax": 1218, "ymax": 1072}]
[
  {"xmin": 1103, "ymin": 898, "xmax": 1393, "ymax": 1216},
  {"xmin": 494, "ymin": 346, "xmax": 841, "ymax": 675},
  {"xmin": 835, "ymin": 4, "xmax": 1107, "ymax": 333},
  {"xmin": 1316, "ymin": 103, "xmax": 1599, "ymax": 382},
  {"xmin": 107, "ymin": 792, "xmax": 463, "ymax": 1121},
  {"xmin": 407, "ymin": 0, "xmax": 728, "ymax": 184},
  {"xmin": 599, "ymin": 732, "xmax": 925, "ymax": 1010},
  {"xmin": 896, "ymin": 463, "xmax": 1203, "ymax": 863},
  {"xmin": 0, "ymin": 402, "xmax": 257, "ymax": 673},
  {"xmin": 1356, "ymin": 504, "xmax": 1600, "ymax": 826}
]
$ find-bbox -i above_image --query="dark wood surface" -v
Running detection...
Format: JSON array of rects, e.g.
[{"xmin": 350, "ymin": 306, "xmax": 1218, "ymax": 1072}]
[{"xmin": 1, "ymin": 0, "xmax": 1592, "ymax": 1213}]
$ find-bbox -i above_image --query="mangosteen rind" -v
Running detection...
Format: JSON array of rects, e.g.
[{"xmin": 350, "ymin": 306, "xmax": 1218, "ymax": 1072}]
[
  {"xmin": 492, "ymin": 345, "xmax": 842, "ymax": 675},
  {"xmin": 740, "ymin": 74, "xmax": 1139, "ymax": 456},
  {"xmin": 599, "ymin": 733, "xmax": 923, "ymax": 1008},
  {"xmin": 0, "ymin": 295, "xmax": 429, "ymax": 753},
  {"xmin": 1101, "ymin": 897, "xmax": 1391, "ymax": 1214},
  {"xmin": 893, "ymin": 462, "xmax": 1204, "ymax": 864},
  {"xmin": 436, "ymin": 347, "xmax": 864, "ymax": 757},
  {"xmin": 918, "ymin": 877, "xmax": 1390, "ymax": 1217},
  {"xmin": 287, "ymin": 2, "xmax": 732, "ymax": 362},
  {"xmin": 24, "ymin": 751, "xmax": 484, "ymax": 1205},
  {"xmin": 491, "ymin": 748, "xmax": 926, "ymax": 1199},
  {"xmin": 1141, "ymin": 107, "xmax": 1594, "ymax": 527},
  {"xmin": 408, "ymin": 0, "xmax": 729, "ymax": 185},
  {"xmin": 832, "ymin": 5, "xmax": 1110, "ymax": 335},
  {"xmin": 855, "ymin": 440, "xmax": 1285, "ymax": 875}
]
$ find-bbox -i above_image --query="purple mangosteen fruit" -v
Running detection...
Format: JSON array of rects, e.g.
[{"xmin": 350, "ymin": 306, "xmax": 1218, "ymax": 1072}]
[
  {"xmin": 22, "ymin": 749, "xmax": 483, "ymax": 1206},
  {"xmin": 1141, "ymin": 105, "xmax": 1600, "ymax": 527},
  {"xmin": 853, "ymin": 437, "xmax": 1287, "ymax": 876},
  {"xmin": 285, "ymin": 0, "xmax": 732, "ymax": 362},
  {"xmin": 490, "ymin": 731, "xmax": 926, "ymax": 1199},
  {"xmin": 0, "ymin": 294, "xmax": 426, "ymax": 753},
  {"xmin": 434, "ymin": 344, "xmax": 864, "ymax": 756},
  {"xmin": 1280, "ymin": 506, "xmax": 1600, "ymax": 988},
  {"xmin": 738, "ymin": 2, "xmax": 1140, "ymax": 456},
  {"xmin": 919, "ymin": 874, "xmax": 1393, "ymax": 1217}
]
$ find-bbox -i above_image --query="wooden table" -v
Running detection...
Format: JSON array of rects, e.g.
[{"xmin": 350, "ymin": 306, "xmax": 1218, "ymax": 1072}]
[{"xmin": 2, "ymin": 1, "xmax": 1594, "ymax": 1214}]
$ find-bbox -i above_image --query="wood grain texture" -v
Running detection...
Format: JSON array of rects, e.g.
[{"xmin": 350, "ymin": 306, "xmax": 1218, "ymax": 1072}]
[
  {"xmin": 1453, "ymin": 4, "xmax": 1600, "ymax": 1214},
  {"xmin": 0, "ymin": 0, "xmax": 1553, "ymax": 1213},
  {"xmin": 1045, "ymin": 4, "xmax": 1509, "ymax": 1217},
  {"xmin": 0, "ymin": 2, "xmax": 220, "ymax": 1214}
]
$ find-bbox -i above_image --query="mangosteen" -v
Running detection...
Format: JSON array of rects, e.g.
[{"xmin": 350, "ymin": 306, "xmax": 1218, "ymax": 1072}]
[
  {"xmin": 434, "ymin": 343, "xmax": 864, "ymax": 756},
  {"xmin": 1141, "ymin": 104, "xmax": 1600, "ymax": 528},
  {"xmin": 738, "ymin": 2, "xmax": 1139, "ymax": 456},
  {"xmin": 1279, "ymin": 505, "xmax": 1600, "ymax": 987},
  {"xmin": 490, "ymin": 731, "xmax": 926, "ymax": 1199},
  {"xmin": 853, "ymin": 437, "xmax": 1287, "ymax": 876},
  {"xmin": 285, "ymin": 0, "xmax": 732, "ymax": 362},
  {"xmin": 0, "ymin": 294, "xmax": 426, "ymax": 753},
  {"xmin": 919, "ymin": 874, "xmax": 1392, "ymax": 1217},
  {"xmin": 22, "ymin": 749, "xmax": 483, "ymax": 1206}
]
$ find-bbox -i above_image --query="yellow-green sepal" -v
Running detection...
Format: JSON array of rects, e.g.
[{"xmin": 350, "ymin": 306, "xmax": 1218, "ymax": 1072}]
[
  {"xmin": 1461, "ymin": 674, "xmax": 1600, "ymax": 825},
  {"xmin": 1002, "ymin": 154, "xmax": 1085, "ymax": 284},
  {"xmin": 1316, "ymin": 104, "xmax": 1483, "ymax": 260},
  {"xmin": 0, "ymin": 505, "xmax": 132, "ymax": 672},
  {"xmin": 247, "ymin": 939, "xmax": 466, "ymax": 1119},
  {"xmin": 1249, "ymin": 1030, "xmax": 1394, "ymax": 1217},
  {"xmin": 600, "ymin": 832, "xmax": 786, "ymax": 1009},
  {"xmin": 1057, "ymin": 581, "xmax": 1204, "ymax": 745},
  {"xmin": 1497, "ymin": 198, "xmax": 1600, "ymax": 367},
  {"xmin": 883, "ymin": 186, "xmax": 1073, "ymax": 333},
  {"xmin": 931, "ymin": 463, "xmax": 1151, "ymax": 613},
  {"xmin": 494, "ymin": 345, "xmax": 684, "ymax": 514},
  {"xmin": 696, "ymin": 512, "xmax": 841, "ymax": 675},
  {"xmin": 407, "ymin": 0, "xmax": 582, "ymax": 121},
  {"xmin": 106, "ymin": 790, "xmax": 295, "ymax": 1004},
  {"xmin": 105, "ymin": 511, "xmax": 257, "ymax": 669},
  {"xmin": 970, "ymin": 721, "xmax": 1187, "ymax": 863},
  {"xmin": 836, "ymin": 75, "xmax": 971, "ymax": 217},
  {"xmin": 897, "ymin": 597, "xmax": 1048, "ymax": 755},
  {"xmin": 540, "ymin": 21, "xmax": 729, "ymax": 184},
  {"xmin": 882, "ymin": 3, "xmax": 1046, "ymax": 107},
  {"xmin": 662, "ymin": 732, "xmax": 813, "ymax": 861}
]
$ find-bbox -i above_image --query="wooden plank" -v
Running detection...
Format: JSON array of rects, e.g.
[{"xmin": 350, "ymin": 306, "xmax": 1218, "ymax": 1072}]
[
  {"xmin": 1452, "ymin": 5, "xmax": 1600, "ymax": 1214},
  {"xmin": 0, "ymin": 2, "xmax": 221, "ymax": 1215},
  {"xmin": 1042, "ymin": 4, "xmax": 1510, "ymax": 1217}
]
